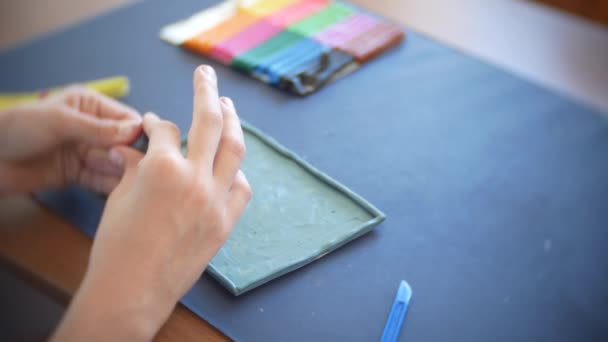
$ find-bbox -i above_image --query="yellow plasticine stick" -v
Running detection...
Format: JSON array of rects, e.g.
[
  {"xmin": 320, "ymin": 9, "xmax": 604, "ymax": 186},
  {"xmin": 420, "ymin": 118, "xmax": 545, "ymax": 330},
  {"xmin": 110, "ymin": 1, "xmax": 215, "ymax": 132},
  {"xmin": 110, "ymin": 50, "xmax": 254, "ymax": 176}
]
[
  {"xmin": 241, "ymin": 0, "xmax": 299, "ymax": 17},
  {"xmin": 84, "ymin": 76, "xmax": 130, "ymax": 98},
  {"xmin": 0, "ymin": 76, "xmax": 130, "ymax": 110}
]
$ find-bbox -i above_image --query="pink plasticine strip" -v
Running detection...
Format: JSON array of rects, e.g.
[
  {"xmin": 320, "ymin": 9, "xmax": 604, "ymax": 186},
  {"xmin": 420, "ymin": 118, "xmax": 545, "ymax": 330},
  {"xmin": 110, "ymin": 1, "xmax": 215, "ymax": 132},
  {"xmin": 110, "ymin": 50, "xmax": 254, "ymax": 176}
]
[
  {"xmin": 210, "ymin": 20, "xmax": 284, "ymax": 64},
  {"xmin": 266, "ymin": 0, "xmax": 329, "ymax": 27},
  {"xmin": 314, "ymin": 13, "xmax": 378, "ymax": 48}
]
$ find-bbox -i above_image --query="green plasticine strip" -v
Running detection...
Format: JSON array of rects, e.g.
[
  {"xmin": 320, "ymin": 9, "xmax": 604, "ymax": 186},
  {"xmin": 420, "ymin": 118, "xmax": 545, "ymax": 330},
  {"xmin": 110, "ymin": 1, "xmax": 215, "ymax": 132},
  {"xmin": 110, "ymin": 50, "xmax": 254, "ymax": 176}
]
[
  {"xmin": 232, "ymin": 30, "xmax": 306, "ymax": 72},
  {"xmin": 288, "ymin": 2, "xmax": 354, "ymax": 37}
]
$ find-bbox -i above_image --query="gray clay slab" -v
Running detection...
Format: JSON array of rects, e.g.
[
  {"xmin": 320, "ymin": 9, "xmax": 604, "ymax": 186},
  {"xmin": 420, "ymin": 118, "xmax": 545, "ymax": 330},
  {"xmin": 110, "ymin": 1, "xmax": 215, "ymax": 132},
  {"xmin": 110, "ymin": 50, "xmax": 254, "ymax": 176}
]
[{"xmin": 199, "ymin": 123, "xmax": 385, "ymax": 295}]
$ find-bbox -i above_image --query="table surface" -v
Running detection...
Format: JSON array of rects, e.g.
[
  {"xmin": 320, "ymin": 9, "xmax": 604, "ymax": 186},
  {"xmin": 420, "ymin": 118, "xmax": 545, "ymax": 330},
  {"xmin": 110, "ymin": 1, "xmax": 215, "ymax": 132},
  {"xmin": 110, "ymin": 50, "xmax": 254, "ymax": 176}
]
[{"xmin": 0, "ymin": 1, "xmax": 607, "ymax": 341}]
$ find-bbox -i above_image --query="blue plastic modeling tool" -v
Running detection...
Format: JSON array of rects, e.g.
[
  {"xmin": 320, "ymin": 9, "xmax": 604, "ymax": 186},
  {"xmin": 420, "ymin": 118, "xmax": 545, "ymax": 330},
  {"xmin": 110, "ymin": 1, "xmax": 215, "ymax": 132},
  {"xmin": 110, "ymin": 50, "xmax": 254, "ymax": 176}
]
[{"xmin": 380, "ymin": 280, "xmax": 412, "ymax": 342}]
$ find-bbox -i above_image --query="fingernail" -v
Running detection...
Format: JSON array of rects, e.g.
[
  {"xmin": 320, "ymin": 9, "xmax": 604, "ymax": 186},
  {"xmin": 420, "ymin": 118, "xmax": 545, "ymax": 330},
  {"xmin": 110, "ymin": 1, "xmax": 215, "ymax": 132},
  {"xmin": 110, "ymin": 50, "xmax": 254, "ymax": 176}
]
[
  {"xmin": 220, "ymin": 97, "xmax": 233, "ymax": 107},
  {"xmin": 143, "ymin": 112, "xmax": 156, "ymax": 122},
  {"xmin": 199, "ymin": 65, "xmax": 216, "ymax": 80},
  {"xmin": 109, "ymin": 148, "xmax": 124, "ymax": 168}
]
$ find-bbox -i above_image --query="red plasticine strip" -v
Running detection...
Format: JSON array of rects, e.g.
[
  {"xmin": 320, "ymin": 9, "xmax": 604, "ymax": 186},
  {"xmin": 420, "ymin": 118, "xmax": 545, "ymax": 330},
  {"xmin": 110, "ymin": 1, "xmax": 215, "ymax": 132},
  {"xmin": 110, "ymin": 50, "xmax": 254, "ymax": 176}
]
[
  {"xmin": 266, "ymin": 0, "xmax": 329, "ymax": 27},
  {"xmin": 211, "ymin": 19, "xmax": 284, "ymax": 64},
  {"xmin": 337, "ymin": 22, "xmax": 404, "ymax": 63},
  {"xmin": 313, "ymin": 13, "xmax": 378, "ymax": 48}
]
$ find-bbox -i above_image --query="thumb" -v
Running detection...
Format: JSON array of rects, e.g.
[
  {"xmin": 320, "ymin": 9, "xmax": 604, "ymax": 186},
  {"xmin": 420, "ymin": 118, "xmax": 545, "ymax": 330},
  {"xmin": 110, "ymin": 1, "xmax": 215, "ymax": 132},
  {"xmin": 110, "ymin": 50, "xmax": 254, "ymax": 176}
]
[
  {"xmin": 60, "ymin": 107, "xmax": 142, "ymax": 146},
  {"xmin": 109, "ymin": 146, "xmax": 143, "ymax": 186}
]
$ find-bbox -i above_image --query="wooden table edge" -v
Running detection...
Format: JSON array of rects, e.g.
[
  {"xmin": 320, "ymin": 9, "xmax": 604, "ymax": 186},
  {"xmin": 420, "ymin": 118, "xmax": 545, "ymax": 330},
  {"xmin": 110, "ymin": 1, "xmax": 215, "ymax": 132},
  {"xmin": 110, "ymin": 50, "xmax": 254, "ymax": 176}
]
[{"xmin": 0, "ymin": 195, "xmax": 228, "ymax": 341}]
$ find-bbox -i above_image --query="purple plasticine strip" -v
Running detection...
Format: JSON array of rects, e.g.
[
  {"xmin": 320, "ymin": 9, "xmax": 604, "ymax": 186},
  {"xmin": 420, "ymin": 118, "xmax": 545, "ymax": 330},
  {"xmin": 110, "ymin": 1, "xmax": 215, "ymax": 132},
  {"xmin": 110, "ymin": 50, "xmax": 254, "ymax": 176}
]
[
  {"xmin": 210, "ymin": 20, "xmax": 284, "ymax": 64},
  {"xmin": 313, "ymin": 13, "xmax": 378, "ymax": 48}
]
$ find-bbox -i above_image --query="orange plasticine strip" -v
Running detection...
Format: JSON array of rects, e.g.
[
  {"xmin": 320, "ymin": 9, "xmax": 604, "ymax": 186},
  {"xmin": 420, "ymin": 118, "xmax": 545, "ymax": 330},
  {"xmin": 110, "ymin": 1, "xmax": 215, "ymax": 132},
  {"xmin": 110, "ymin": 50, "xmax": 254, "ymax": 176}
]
[{"xmin": 183, "ymin": 11, "xmax": 259, "ymax": 55}]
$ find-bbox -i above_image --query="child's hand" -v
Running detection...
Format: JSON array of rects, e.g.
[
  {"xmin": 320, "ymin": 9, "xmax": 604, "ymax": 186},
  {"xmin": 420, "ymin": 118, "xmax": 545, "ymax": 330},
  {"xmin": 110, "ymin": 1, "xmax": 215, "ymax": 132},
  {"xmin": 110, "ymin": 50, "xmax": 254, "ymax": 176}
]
[
  {"xmin": 52, "ymin": 66, "xmax": 252, "ymax": 341},
  {"xmin": 0, "ymin": 86, "xmax": 141, "ymax": 194}
]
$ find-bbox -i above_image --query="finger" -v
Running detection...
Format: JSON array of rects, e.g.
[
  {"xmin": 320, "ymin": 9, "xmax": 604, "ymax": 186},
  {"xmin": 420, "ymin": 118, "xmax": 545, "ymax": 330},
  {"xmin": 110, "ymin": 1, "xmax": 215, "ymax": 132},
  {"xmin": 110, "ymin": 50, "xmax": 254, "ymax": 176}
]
[
  {"xmin": 186, "ymin": 65, "xmax": 223, "ymax": 166},
  {"xmin": 78, "ymin": 169, "xmax": 121, "ymax": 194},
  {"xmin": 213, "ymin": 97, "xmax": 245, "ymax": 188},
  {"xmin": 64, "ymin": 85, "xmax": 141, "ymax": 120},
  {"xmin": 59, "ymin": 106, "xmax": 142, "ymax": 146},
  {"xmin": 80, "ymin": 147, "xmax": 123, "ymax": 177},
  {"xmin": 109, "ymin": 146, "xmax": 144, "ymax": 188},
  {"xmin": 142, "ymin": 113, "xmax": 182, "ymax": 155},
  {"xmin": 226, "ymin": 170, "xmax": 252, "ymax": 227}
]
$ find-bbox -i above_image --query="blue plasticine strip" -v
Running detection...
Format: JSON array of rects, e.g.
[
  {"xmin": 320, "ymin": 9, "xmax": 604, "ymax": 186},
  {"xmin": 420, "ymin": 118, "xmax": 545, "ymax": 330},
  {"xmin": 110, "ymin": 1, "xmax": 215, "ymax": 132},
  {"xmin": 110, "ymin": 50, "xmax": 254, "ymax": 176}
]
[
  {"xmin": 380, "ymin": 280, "xmax": 412, "ymax": 342},
  {"xmin": 232, "ymin": 30, "xmax": 305, "ymax": 72},
  {"xmin": 257, "ymin": 39, "xmax": 316, "ymax": 71},
  {"xmin": 259, "ymin": 39, "xmax": 319, "ymax": 67},
  {"xmin": 254, "ymin": 39, "xmax": 320, "ymax": 83},
  {"xmin": 255, "ymin": 38, "xmax": 327, "ymax": 84},
  {"xmin": 270, "ymin": 44, "xmax": 327, "ymax": 81}
]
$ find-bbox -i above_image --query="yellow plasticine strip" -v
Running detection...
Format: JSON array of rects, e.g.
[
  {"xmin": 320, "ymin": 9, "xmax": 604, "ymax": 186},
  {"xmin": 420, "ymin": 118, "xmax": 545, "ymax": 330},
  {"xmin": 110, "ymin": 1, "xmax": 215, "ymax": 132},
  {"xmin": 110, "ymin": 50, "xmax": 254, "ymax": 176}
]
[
  {"xmin": 0, "ymin": 76, "xmax": 130, "ymax": 110},
  {"xmin": 241, "ymin": 0, "xmax": 300, "ymax": 17}
]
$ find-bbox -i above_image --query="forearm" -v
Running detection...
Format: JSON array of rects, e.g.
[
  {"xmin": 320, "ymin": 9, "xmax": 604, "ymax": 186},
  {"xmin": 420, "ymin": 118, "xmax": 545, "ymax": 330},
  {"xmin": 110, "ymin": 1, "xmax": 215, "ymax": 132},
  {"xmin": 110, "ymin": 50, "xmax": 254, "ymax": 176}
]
[
  {"xmin": 0, "ymin": 107, "xmax": 15, "ymax": 142},
  {"xmin": 0, "ymin": 105, "xmax": 31, "ymax": 154},
  {"xmin": 0, "ymin": 162, "xmax": 25, "ymax": 195},
  {"xmin": 51, "ymin": 275, "xmax": 169, "ymax": 342},
  {"xmin": 0, "ymin": 107, "xmax": 20, "ymax": 195}
]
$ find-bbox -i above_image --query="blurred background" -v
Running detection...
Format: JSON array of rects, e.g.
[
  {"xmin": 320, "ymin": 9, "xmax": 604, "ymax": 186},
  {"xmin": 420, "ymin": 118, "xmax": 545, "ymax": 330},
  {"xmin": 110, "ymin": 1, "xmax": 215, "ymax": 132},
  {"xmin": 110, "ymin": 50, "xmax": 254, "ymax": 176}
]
[
  {"xmin": 1, "ymin": 0, "xmax": 607, "ymax": 112},
  {"xmin": 0, "ymin": 0, "xmax": 606, "ymax": 51},
  {"xmin": 534, "ymin": 0, "xmax": 607, "ymax": 24}
]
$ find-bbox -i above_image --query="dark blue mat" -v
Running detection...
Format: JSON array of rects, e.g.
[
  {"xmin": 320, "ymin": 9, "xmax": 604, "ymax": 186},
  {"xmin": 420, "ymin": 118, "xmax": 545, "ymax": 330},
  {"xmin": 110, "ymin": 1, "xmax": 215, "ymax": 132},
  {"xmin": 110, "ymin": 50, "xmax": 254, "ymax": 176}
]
[{"xmin": 2, "ymin": 1, "xmax": 608, "ymax": 341}]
